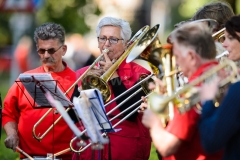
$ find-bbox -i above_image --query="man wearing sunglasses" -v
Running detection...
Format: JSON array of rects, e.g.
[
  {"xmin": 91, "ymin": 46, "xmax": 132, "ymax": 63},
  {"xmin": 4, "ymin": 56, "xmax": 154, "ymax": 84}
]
[
  {"xmin": 73, "ymin": 17, "xmax": 152, "ymax": 160},
  {"xmin": 2, "ymin": 22, "xmax": 76, "ymax": 160}
]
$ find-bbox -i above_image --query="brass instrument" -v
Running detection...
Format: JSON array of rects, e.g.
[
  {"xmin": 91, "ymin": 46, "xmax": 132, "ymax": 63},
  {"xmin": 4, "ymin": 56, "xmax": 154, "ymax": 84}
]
[
  {"xmin": 212, "ymin": 27, "xmax": 225, "ymax": 43},
  {"xmin": 81, "ymin": 25, "xmax": 150, "ymax": 102},
  {"xmin": 32, "ymin": 25, "xmax": 150, "ymax": 142},
  {"xmin": 47, "ymin": 74, "xmax": 154, "ymax": 157},
  {"xmin": 48, "ymin": 25, "xmax": 165, "ymax": 156},
  {"xmin": 32, "ymin": 50, "xmax": 108, "ymax": 141},
  {"xmin": 149, "ymin": 58, "xmax": 239, "ymax": 117},
  {"xmin": 216, "ymin": 50, "xmax": 229, "ymax": 60}
]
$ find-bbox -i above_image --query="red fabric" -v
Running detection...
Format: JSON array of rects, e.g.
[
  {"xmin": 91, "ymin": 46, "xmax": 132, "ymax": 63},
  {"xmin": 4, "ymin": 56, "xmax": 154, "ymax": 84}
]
[
  {"xmin": 2, "ymin": 62, "xmax": 76, "ymax": 160},
  {"xmin": 164, "ymin": 61, "xmax": 223, "ymax": 160},
  {"xmin": 73, "ymin": 60, "xmax": 152, "ymax": 160},
  {"xmin": 14, "ymin": 44, "xmax": 30, "ymax": 72}
]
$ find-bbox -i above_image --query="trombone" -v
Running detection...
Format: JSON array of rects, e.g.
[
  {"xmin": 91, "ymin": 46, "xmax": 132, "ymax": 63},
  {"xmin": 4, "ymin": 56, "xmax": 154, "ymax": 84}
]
[
  {"xmin": 48, "ymin": 24, "xmax": 164, "ymax": 157},
  {"xmin": 148, "ymin": 58, "xmax": 240, "ymax": 117},
  {"xmin": 81, "ymin": 25, "xmax": 150, "ymax": 102},
  {"xmin": 32, "ymin": 50, "xmax": 107, "ymax": 141},
  {"xmin": 48, "ymin": 74, "xmax": 154, "ymax": 157},
  {"xmin": 32, "ymin": 25, "xmax": 150, "ymax": 141}
]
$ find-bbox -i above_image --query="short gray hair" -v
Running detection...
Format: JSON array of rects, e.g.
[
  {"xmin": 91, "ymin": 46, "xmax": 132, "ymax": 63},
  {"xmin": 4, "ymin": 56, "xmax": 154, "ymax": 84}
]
[
  {"xmin": 34, "ymin": 22, "xmax": 65, "ymax": 45},
  {"xmin": 96, "ymin": 17, "xmax": 132, "ymax": 42},
  {"xmin": 171, "ymin": 22, "xmax": 216, "ymax": 59}
]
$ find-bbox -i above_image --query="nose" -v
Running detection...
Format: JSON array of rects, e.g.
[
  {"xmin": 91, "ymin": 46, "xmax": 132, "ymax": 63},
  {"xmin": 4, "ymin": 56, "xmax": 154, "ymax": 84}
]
[
  {"xmin": 222, "ymin": 39, "xmax": 228, "ymax": 49},
  {"xmin": 43, "ymin": 51, "xmax": 51, "ymax": 58},
  {"xmin": 104, "ymin": 39, "xmax": 111, "ymax": 46}
]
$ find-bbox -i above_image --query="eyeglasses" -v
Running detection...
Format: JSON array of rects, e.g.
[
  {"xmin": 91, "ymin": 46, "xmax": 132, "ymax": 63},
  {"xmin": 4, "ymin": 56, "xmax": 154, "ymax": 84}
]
[
  {"xmin": 97, "ymin": 37, "xmax": 124, "ymax": 44},
  {"xmin": 37, "ymin": 45, "xmax": 63, "ymax": 55}
]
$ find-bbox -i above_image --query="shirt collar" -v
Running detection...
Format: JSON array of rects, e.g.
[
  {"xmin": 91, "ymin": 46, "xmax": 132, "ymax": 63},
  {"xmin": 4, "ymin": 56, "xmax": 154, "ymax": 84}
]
[{"xmin": 188, "ymin": 61, "xmax": 218, "ymax": 82}]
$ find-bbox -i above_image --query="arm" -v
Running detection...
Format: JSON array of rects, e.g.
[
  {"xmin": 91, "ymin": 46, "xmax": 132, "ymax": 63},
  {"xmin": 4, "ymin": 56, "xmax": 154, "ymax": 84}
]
[
  {"xmin": 142, "ymin": 109, "xmax": 182, "ymax": 157},
  {"xmin": 199, "ymin": 82, "xmax": 240, "ymax": 153},
  {"xmin": 2, "ymin": 83, "xmax": 21, "ymax": 151},
  {"xmin": 3, "ymin": 121, "xmax": 19, "ymax": 151}
]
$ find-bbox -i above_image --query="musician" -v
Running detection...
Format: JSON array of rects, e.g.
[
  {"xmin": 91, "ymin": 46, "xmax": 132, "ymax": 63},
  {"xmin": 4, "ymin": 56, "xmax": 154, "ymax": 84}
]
[
  {"xmin": 192, "ymin": 1, "xmax": 234, "ymax": 32},
  {"xmin": 2, "ymin": 23, "xmax": 75, "ymax": 160},
  {"xmin": 141, "ymin": 22, "xmax": 223, "ymax": 159},
  {"xmin": 73, "ymin": 17, "xmax": 152, "ymax": 160},
  {"xmin": 199, "ymin": 15, "xmax": 240, "ymax": 160}
]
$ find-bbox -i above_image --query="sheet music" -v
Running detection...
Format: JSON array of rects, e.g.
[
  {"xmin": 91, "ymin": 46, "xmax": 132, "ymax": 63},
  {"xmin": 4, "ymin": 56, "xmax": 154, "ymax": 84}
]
[
  {"xmin": 45, "ymin": 92, "xmax": 83, "ymax": 139},
  {"xmin": 73, "ymin": 89, "xmax": 113, "ymax": 144},
  {"xmin": 18, "ymin": 73, "xmax": 72, "ymax": 107}
]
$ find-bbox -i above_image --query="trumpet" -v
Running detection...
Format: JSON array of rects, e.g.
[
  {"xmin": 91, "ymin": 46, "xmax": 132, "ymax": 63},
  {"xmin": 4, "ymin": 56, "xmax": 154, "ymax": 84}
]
[{"xmin": 149, "ymin": 58, "xmax": 240, "ymax": 118}]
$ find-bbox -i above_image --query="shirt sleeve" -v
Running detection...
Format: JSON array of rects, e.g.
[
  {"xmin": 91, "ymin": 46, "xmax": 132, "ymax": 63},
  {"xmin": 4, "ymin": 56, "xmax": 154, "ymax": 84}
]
[
  {"xmin": 199, "ymin": 82, "xmax": 240, "ymax": 153},
  {"xmin": 2, "ymin": 83, "xmax": 21, "ymax": 126},
  {"xmin": 166, "ymin": 107, "xmax": 200, "ymax": 141}
]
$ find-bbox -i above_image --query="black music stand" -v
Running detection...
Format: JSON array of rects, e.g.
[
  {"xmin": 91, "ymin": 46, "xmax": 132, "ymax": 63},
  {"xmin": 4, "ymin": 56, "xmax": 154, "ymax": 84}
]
[{"xmin": 16, "ymin": 73, "xmax": 73, "ymax": 108}]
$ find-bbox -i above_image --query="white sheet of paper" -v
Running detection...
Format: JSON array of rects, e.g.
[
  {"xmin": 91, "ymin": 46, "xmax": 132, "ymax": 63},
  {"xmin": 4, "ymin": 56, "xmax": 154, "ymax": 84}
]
[{"xmin": 73, "ymin": 89, "xmax": 110, "ymax": 144}]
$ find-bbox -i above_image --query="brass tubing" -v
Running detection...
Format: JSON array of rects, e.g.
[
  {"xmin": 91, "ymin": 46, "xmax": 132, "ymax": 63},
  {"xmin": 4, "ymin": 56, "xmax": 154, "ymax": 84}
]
[{"xmin": 32, "ymin": 54, "xmax": 105, "ymax": 141}]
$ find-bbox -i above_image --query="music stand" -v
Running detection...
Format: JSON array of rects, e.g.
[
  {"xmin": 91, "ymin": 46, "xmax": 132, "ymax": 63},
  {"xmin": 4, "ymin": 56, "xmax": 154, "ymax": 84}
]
[
  {"xmin": 16, "ymin": 73, "xmax": 73, "ymax": 108},
  {"xmin": 73, "ymin": 89, "xmax": 113, "ymax": 144}
]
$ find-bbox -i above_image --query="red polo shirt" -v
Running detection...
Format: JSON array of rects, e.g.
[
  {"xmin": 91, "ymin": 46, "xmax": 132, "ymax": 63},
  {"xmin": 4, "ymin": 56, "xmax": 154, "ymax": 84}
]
[{"xmin": 164, "ymin": 61, "xmax": 223, "ymax": 160}]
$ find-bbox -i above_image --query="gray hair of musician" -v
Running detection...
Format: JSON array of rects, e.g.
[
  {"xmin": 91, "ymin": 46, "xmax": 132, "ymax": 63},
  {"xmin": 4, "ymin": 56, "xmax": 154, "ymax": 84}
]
[
  {"xmin": 171, "ymin": 22, "xmax": 216, "ymax": 60},
  {"xmin": 96, "ymin": 17, "xmax": 132, "ymax": 43},
  {"xmin": 34, "ymin": 22, "xmax": 65, "ymax": 46}
]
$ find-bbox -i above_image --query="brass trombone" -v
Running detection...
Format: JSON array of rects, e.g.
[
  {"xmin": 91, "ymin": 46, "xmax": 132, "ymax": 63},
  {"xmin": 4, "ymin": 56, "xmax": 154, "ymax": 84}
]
[
  {"xmin": 48, "ymin": 24, "xmax": 164, "ymax": 157},
  {"xmin": 81, "ymin": 25, "xmax": 150, "ymax": 102},
  {"xmin": 47, "ymin": 73, "xmax": 155, "ymax": 158},
  {"xmin": 148, "ymin": 58, "xmax": 239, "ymax": 117},
  {"xmin": 32, "ymin": 25, "xmax": 150, "ymax": 141},
  {"xmin": 32, "ymin": 50, "xmax": 108, "ymax": 141}
]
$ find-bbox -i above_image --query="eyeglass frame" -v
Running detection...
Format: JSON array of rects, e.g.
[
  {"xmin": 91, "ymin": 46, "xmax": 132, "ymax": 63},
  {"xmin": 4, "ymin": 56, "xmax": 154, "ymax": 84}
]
[
  {"xmin": 37, "ymin": 45, "xmax": 63, "ymax": 55},
  {"xmin": 97, "ymin": 37, "xmax": 124, "ymax": 44}
]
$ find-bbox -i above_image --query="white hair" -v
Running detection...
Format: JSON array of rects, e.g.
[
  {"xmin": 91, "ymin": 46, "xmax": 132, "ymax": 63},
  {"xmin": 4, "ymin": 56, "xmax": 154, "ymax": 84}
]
[{"xmin": 96, "ymin": 17, "xmax": 132, "ymax": 43}]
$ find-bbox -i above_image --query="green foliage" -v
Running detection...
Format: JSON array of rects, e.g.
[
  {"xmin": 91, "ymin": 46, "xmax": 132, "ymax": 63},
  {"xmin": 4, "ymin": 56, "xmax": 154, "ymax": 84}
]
[
  {"xmin": 35, "ymin": 0, "xmax": 101, "ymax": 34},
  {"xmin": 0, "ymin": 73, "xmax": 20, "ymax": 160}
]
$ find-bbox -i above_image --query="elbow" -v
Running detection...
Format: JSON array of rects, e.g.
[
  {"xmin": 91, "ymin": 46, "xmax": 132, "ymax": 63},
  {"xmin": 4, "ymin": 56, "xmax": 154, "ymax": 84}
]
[
  {"xmin": 161, "ymin": 150, "xmax": 174, "ymax": 157},
  {"xmin": 156, "ymin": 144, "xmax": 180, "ymax": 157}
]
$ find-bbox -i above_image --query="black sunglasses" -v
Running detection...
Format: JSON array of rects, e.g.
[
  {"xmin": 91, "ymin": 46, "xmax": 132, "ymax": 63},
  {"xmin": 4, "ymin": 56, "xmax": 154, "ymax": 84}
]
[{"xmin": 37, "ymin": 45, "xmax": 63, "ymax": 55}]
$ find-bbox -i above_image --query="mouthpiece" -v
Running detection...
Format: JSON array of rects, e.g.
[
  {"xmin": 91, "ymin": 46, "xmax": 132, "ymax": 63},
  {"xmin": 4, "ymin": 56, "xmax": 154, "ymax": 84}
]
[{"xmin": 102, "ymin": 48, "xmax": 109, "ymax": 53}]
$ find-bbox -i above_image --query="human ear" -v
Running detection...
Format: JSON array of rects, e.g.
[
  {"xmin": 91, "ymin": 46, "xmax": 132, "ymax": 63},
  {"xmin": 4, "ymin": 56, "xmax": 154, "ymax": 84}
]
[{"xmin": 62, "ymin": 45, "xmax": 67, "ymax": 56}]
